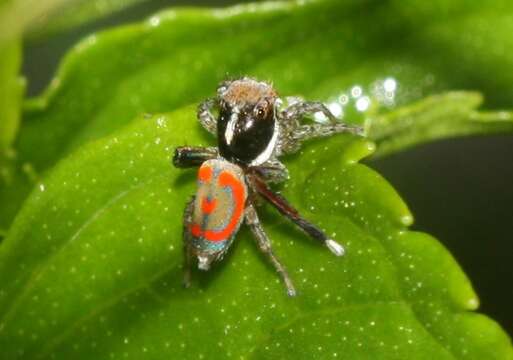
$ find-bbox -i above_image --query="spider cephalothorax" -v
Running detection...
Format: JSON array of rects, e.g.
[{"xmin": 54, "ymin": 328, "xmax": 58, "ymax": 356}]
[
  {"xmin": 173, "ymin": 77, "xmax": 362, "ymax": 296},
  {"xmin": 216, "ymin": 79, "xmax": 278, "ymax": 166}
]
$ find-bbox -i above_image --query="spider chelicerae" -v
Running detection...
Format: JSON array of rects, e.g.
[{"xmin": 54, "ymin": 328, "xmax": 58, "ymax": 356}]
[{"xmin": 173, "ymin": 77, "xmax": 363, "ymax": 296}]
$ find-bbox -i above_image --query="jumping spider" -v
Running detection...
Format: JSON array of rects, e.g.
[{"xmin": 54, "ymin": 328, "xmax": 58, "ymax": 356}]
[{"xmin": 173, "ymin": 77, "xmax": 363, "ymax": 296}]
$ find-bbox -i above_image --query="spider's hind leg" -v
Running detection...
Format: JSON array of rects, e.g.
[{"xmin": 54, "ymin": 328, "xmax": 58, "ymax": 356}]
[
  {"xmin": 182, "ymin": 196, "xmax": 196, "ymax": 288},
  {"xmin": 251, "ymin": 175, "xmax": 345, "ymax": 257},
  {"xmin": 245, "ymin": 202, "xmax": 297, "ymax": 297},
  {"xmin": 251, "ymin": 159, "xmax": 289, "ymax": 184}
]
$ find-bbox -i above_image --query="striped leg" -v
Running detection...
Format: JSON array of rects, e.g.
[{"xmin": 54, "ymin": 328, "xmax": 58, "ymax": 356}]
[
  {"xmin": 245, "ymin": 202, "xmax": 297, "ymax": 297},
  {"xmin": 250, "ymin": 175, "xmax": 345, "ymax": 257}
]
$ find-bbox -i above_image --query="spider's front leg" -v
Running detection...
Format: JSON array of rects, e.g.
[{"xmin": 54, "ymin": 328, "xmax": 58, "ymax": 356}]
[
  {"xmin": 292, "ymin": 122, "xmax": 363, "ymax": 143},
  {"xmin": 282, "ymin": 100, "xmax": 339, "ymax": 124},
  {"xmin": 197, "ymin": 97, "xmax": 218, "ymax": 134},
  {"xmin": 278, "ymin": 100, "xmax": 364, "ymax": 155},
  {"xmin": 245, "ymin": 202, "xmax": 297, "ymax": 296},
  {"xmin": 173, "ymin": 146, "xmax": 218, "ymax": 168}
]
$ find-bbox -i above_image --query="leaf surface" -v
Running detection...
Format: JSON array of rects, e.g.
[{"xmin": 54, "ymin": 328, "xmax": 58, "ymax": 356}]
[
  {"xmin": 368, "ymin": 92, "xmax": 513, "ymax": 158},
  {"xmin": 0, "ymin": 107, "xmax": 511, "ymax": 359},
  {"xmin": 0, "ymin": 1, "xmax": 512, "ymax": 357},
  {"xmin": 0, "ymin": 0, "xmax": 151, "ymax": 42},
  {"xmin": 0, "ymin": 39, "xmax": 25, "ymax": 234},
  {"xmin": 0, "ymin": 39, "xmax": 24, "ymax": 149},
  {"xmin": 4, "ymin": 0, "xmax": 513, "ymax": 229}
]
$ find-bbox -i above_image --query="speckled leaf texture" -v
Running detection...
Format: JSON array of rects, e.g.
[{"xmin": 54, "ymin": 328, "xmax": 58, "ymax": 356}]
[
  {"xmin": 0, "ymin": 0, "xmax": 513, "ymax": 359},
  {"xmin": 3, "ymin": 0, "xmax": 513, "ymax": 231}
]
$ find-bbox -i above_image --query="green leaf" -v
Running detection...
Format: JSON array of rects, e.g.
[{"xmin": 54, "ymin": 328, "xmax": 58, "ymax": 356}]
[
  {"xmin": 0, "ymin": 39, "xmax": 26, "ymax": 235},
  {"xmin": 19, "ymin": 0, "xmax": 513, "ymax": 170},
  {"xmin": 0, "ymin": 107, "xmax": 511, "ymax": 359},
  {"xmin": 28, "ymin": 0, "xmax": 153, "ymax": 39},
  {"xmin": 0, "ymin": 0, "xmax": 69, "ymax": 43},
  {"xmin": 0, "ymin": 39, "xmax": 24, "ymax": 150},
  {"xmin": 0, "ymin": 1, "xmax": 512, "ymax": 355},
  {"xmin": 367, "ymin": 92, "xmax": 513, "ymax": 158},
  {"xmin": 0, "ymin": 158, "xmax": 35, "ymax": 236},
  {"xmin": 0, "ymin": 0, "xmax": 150, "ymax": 43},
  {"xmin": 4, "ymin": 0, "xmax": 513, "ymax": 231}
]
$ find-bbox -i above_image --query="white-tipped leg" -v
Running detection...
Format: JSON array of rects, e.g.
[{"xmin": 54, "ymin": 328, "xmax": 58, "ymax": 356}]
[
  {"xmin": 245, "ymin": 203, "xmax": 297, "ymax": 297},
  {"xmin": 197, "ymin": 255, "xmax": 211, "ymax": 271},
  {"xmin": 326, "ymin": 239, "xmax": 345, "ymax": 257},
  {"xmin": 251, "ymin": 176, "xmax": 346, "ymax": 260},
  {"xmin": 284, "ymin": 278, "xmax": 297, "ymax": 297}
]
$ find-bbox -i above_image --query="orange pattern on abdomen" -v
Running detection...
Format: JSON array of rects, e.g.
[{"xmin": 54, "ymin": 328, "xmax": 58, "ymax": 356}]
[{"xmin": 190, "ymin": 159, "xmax": 247, "ymax": 244}]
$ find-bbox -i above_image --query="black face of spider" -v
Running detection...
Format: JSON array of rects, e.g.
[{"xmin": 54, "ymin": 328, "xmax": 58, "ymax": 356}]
[
  {"xmin": 217, "ymin": 100, "xmax": 276, "ymax": 165},
  {"xmin": 216, "ymin": 79, "xmax": 279, "ymax": 166}
]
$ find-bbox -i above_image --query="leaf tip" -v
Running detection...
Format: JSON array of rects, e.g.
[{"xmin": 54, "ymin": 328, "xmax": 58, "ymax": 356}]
[
  {"xmin": 343, "ymin": 138, "xmax": 376, "ymax": 165},
  {"xmin": 400, "ymin": 214, "xmax": 413, "ymax": 227},
  {"xmin": 466, "ymin": 296, "xmax": 479, "ymax": 310},
  {"xmin": 365, "ymin": 140, "xmax": 376, "ymax": 154}
]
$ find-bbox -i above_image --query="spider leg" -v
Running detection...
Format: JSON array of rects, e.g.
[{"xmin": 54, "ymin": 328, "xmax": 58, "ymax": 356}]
[
  {"xmin": 277, "ymin": 101, "xmax": 363, "ymax": 155},
  {"xmin": 197, "ymin": 97, "xmax": 218, "ymax": 134},
  {"xmin": 291, "ymin": 122, "xmax": 363, "ymax": 143},
  {"xmin": 282, "ymin": 100, "xmax": 339, "ymax": 124},
  {"xmin": 250, "ymin": 175, "xmax": 345, "ymax": 257},
  {"xmin": 245, "ymin": 202, "xmax": 297, "ymax": 297},
  {"xmin": 182, "ymin": 196, "xmax": 196, "ymax": 288},
  {"xmin": 173, "ymin": 146, "xmax": 218, "ymax": 168},
  {"xmin": 251, "ymin": 159, "xmax": 289, "ymax": 184}
]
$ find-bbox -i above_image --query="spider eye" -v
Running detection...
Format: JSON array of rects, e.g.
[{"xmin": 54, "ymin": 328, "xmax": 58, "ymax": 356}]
[{"xmin": 254, "ymin": 101, "xmax": 270, "ymax": 119}]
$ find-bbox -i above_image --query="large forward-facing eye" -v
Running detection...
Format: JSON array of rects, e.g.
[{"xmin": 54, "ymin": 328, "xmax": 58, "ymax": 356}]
[{"xmin": 253, "ymin": 100, "xmax": 271, "ymax": 120}]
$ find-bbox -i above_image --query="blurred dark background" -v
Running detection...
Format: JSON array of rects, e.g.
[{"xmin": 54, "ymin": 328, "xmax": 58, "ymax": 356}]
[{"xmin": 23, "ymin": 0, "xmax": 513, "ymax": 336}]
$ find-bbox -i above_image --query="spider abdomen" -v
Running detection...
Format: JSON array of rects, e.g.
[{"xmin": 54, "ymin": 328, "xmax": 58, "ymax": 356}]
[{"xmin": 189, "ymin": 159, "xmax": 248, "ymax": 257}]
